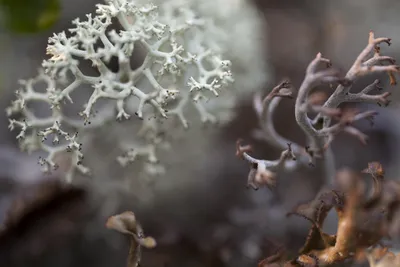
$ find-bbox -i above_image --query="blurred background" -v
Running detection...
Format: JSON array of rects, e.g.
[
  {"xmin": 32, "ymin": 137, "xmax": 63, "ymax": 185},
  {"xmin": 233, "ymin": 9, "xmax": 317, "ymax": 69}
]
[{"xmin": 1, "ymin": 0, "xmax": 400, "ymax": 266}]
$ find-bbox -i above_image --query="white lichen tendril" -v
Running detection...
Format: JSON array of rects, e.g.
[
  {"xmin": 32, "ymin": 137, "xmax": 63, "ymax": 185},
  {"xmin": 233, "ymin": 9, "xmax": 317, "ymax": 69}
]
[{"xmin": 6, "ymin": 0, "xmax": 234, "ymax": 182}]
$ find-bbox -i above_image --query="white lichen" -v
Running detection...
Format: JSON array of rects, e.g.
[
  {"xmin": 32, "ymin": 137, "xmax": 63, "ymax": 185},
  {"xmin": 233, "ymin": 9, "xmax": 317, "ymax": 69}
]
[{"xmin": 7, "ymin": 0, "xmax": 268, "ymax": 183}]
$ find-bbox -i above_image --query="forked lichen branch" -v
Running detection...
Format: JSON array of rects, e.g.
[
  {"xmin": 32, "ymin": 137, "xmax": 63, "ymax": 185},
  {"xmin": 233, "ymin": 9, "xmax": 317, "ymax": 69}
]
[{"xmin": 237, "ymin": 31, "xmax": 399, "ymax": 189}]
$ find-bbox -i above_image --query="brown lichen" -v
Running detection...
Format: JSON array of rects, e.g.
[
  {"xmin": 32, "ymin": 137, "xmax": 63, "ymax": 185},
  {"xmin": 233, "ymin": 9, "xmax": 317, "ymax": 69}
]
[{"xmin": 258, "ymin": 163, "xmax": 400, "ymax": 267}]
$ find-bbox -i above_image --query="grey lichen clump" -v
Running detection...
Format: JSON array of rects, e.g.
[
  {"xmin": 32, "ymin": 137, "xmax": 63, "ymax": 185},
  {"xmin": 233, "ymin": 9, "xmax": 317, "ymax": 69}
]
[
  {"xmin": 237, "ymin": 31, "xmax": 399, "ymax": 190},
  {"xmin": 6, "ymin": 0, "xmax": 238, "ymax": 182}
]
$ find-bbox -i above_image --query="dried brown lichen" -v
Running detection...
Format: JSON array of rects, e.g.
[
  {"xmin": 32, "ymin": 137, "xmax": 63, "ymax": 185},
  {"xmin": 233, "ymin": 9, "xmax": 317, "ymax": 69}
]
[
  {"xmin": 257, "ymin": 163, "xmax": 400, "ymax": 267},
  {"xmin": 106, "ymin": 211, "xmax": 156, "ymax": 267},
  {"xmin": 365, "ymin": 247, "xmax": 400, "ymax": 267}
]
